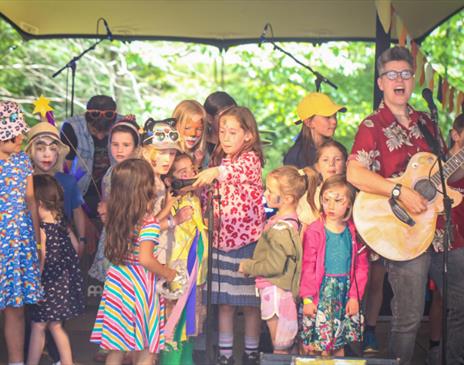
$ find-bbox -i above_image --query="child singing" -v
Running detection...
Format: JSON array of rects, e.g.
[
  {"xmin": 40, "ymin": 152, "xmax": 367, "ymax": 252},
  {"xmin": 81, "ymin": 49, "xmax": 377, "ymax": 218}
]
[
  {"xmin": 90, "ymin": 158, "xmax": 176, "ymax": 365},
  {"xmin": 194, "ymin": 106, "xmax": 265, "ymax": 365},
  {"xmin": 239, "ymin": 166, "xmax": 306, "ymax": 354},
  {"xmin": 300, "ymin": 174, "xmax": 368, "ymax": 356},
  {"xmin": 27, "ymin": 174, "xmax": 85, "ymax": 365}
]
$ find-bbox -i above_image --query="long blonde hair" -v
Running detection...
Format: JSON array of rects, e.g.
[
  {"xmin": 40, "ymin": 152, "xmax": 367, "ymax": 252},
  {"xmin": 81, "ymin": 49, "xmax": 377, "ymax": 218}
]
[
  {"xmin": 105, "ymin": 159, "xmax": 155, "ymax": 264},
  {"xmin": 172, "ymin": 100, "xmax": 207, "ymax": 156}
]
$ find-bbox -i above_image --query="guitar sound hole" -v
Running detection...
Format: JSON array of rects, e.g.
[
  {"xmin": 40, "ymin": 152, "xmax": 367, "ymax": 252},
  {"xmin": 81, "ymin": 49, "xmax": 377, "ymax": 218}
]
[{"xmin": 414, "ymin": 179, "xmax": 437, "ymax": 201}]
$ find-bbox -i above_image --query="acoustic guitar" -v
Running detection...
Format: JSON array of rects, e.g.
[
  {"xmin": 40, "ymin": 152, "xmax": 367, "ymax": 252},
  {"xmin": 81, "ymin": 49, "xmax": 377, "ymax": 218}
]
[{"xmin": 353, "ymin": 148, "xmax": 464, "ymax": 261}]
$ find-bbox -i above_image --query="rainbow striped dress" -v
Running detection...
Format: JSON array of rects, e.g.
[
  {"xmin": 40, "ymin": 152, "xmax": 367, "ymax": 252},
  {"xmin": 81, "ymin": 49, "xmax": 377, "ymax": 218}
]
[{"xmin": 90, "ymin": 217, "xmax": 165, "ymax": 353}]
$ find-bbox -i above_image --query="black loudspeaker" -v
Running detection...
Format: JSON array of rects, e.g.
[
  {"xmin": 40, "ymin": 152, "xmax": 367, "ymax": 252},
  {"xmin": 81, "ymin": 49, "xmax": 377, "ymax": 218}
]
[{"xmin": 259, "ymin": 353, "xmax": 400, "ymax": 365}]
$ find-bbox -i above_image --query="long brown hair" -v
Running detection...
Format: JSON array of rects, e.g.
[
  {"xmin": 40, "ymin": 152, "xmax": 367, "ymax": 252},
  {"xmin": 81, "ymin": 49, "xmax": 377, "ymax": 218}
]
[
  {"xmin": 210, "ymin": 106, "xmax": 264, "ymax": 166},
  {"xmin": 33, "ymin": 174, "xmax": 65, "ymax": 222},
  {"xmin": 105, "ymin": 158, "xmax": 155, "ymax": 264},
  {"xmin": 300, "ymin": 166, "xmax": 321, "ymax": 214}
]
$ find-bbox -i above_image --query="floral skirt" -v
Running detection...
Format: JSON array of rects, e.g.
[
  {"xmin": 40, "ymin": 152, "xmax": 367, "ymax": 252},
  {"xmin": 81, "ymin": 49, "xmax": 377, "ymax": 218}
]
[{"xmin": 299, "ymin": 275, "xmax": 363, "ymax": 352}]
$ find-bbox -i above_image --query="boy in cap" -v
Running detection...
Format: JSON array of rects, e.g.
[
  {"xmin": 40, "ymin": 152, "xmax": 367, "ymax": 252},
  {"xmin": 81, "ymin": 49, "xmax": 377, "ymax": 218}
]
[{"xmin": 283, "ymin": 92, "xmax": 346, "ymax": 169}]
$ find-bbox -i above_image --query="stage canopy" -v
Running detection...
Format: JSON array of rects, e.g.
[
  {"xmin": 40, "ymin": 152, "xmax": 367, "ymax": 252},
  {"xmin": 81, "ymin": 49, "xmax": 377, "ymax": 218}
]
[{"xmin": 0, "ymin": 0, "xmax": 462, "ymax": 49}]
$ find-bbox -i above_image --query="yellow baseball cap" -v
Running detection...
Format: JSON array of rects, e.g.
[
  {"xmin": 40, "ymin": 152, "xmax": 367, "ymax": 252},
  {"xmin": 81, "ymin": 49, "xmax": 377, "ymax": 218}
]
[{"xmin": 295, "ymin": 92, "xmax": 347, "ymax": 125}]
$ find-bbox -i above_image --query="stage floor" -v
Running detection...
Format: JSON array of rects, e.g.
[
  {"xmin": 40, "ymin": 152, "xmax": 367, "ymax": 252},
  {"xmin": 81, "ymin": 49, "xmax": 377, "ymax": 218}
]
[{"xmin": 0, "ymin": 306, "xmax": 431, "ymax": 365}]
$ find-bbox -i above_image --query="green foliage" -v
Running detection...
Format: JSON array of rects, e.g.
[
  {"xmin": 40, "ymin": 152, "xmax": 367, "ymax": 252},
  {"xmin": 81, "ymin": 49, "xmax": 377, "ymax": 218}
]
[{"xmin": 0, "ymin": 10, "xmax": 462, "ymax": 175}]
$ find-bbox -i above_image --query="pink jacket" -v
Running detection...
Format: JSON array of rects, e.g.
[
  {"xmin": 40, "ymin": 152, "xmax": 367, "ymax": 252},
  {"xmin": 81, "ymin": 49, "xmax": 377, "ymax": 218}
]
[
  {"xmin": 300, "ymin": 218, "xmax": 369, "ymax": 306},
  {"xmin": 211, "ymin": 151, "xmax": 265, "ymax": 251}
]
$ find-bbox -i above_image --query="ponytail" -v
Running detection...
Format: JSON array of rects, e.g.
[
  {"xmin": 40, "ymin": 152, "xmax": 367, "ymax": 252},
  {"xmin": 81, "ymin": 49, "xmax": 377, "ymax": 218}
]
[{"xmin": 300, "ymin": 166, "xmax": 322, "ymax": 215}]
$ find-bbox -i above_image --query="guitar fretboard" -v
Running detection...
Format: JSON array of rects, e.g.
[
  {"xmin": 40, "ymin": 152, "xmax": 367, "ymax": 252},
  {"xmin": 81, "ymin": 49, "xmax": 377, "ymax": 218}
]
[{"xmin": 430, "ymin": 146, "xmax": 464, "ymax": 186}]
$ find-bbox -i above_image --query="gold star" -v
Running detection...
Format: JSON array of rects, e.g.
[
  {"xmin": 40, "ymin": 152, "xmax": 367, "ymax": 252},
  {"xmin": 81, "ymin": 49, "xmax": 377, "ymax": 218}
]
[{"xmin": 32, "ymin": 95, "xmax": 53, "ymax": 117}]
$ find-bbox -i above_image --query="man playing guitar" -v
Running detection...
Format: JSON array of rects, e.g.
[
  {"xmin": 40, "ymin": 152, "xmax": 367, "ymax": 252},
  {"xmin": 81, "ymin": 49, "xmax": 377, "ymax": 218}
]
[{"xmin": 347, "ymin": 46, "xmax": 464, "ymax": 364}]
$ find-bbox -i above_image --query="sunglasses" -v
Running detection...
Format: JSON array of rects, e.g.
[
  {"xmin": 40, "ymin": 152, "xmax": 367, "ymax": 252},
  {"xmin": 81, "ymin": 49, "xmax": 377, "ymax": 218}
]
[
  {"xmin": 380, "ymin": 70, "xmax": 414, "ymax": 81},
  {"xmin": 86, "ymin": 109, "xmax": 117, "ymax": 120},
  {"xmin": 152, "ymin": 129, "xmax": 180, "ymax": 143},
  {"xmin": 144, "ymin": 118, "xmax": 179, "ymax": 144}
]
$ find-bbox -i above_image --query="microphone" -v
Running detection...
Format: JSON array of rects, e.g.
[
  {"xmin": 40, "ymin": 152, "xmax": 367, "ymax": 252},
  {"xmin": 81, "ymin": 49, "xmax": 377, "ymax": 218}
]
[
  {"xmin": 103, "ymin": 19, "xmax": 113, "ymax": 41},
  {"xmin": 171, "ymin": 178, "xmax": 197, "ymax": 191},
  {"xmin": 422, "ymin": 88, "xmax": 438, "ymax": 121},
  {"xmin": 258, "ymin": 23, "xmax": 270, "ymax": 47}
]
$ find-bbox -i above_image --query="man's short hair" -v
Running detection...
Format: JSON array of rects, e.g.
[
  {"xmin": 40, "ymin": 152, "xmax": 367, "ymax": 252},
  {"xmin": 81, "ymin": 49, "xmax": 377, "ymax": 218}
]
[
  {"xmin": 377, "ymin": 46, "xmax": 414, "ymax": 74},
  {"xmin": 86, "ymin": 95, "xmax": 116, "ymax": 111}
]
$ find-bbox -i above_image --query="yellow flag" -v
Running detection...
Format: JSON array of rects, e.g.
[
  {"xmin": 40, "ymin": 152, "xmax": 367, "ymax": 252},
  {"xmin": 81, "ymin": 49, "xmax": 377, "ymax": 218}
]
[{"xmin": 375, "ymin": 0, "xmax": 392, "ymax": 34}]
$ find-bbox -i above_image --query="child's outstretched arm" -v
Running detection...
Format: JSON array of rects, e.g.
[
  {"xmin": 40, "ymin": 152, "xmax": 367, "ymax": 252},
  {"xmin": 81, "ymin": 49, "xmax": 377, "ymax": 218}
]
[
  {"xmin": 139, "ymin": 240, "xmax": 176, "ymax": 282},
  {"xmin": 26, "ymin": 175, "xmax": 41, "ymax": 249}
]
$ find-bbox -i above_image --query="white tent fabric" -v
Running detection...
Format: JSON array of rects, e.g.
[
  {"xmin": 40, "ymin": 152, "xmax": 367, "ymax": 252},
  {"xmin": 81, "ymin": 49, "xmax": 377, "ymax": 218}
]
[{"xmin": 1, "ymin": 0, "xmax": 463, "ymax": 48}]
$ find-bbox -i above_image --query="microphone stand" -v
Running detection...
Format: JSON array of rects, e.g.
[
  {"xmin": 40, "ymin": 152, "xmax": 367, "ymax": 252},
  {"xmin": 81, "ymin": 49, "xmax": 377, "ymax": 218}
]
[
  {"xmin": 52, "ymin": 19, "xmax": 112, "ymax": 117},
  {"xmin": 429, "ymin": 107, "xmax": 452, "ymax": 365},
  {"xmin": 205, "ymin": 182, "xmax": 219, "ymax": 365},
  {"xmin": 261, "ymin": 32, "xmax": 337, "ymax": 92}
]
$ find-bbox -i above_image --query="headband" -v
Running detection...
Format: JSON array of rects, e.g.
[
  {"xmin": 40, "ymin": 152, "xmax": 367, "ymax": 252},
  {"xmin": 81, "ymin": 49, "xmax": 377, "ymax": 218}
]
[{"xmin": 111, "ymin": 121, "xmax": 141, "ymax": 145}]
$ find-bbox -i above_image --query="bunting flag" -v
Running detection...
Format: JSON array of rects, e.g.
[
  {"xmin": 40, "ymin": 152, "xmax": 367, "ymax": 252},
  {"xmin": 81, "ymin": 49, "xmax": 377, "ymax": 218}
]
[
  {"xmin": 391, "ymin": 6, "xmax": 463, "ymax": 115},
  {"xmin": 425, "ymin": 62, "xmax": 435, "ymax": 90},
  {"xmin": 442, "ymin": 79, "xmax": 449, "ymax": 110},
  {"xmin": 448, "ymin": 87, "xmax": 455, "ymax": 113},
  {"xmin": 457, "ymin": 92, "xmax": 464, "ymax": 114},
  {"xmin": 375, "ymin": 0, "xmax": 392, "ymax": 34},
  {"xmin": 416, "ymin": 51, "xmax": 425, "ymax": 87}
]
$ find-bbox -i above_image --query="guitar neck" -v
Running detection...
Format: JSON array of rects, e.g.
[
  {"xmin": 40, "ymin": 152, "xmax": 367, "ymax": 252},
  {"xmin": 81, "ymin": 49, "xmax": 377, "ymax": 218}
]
[{"xmin": 430, "ymin": 146, "xmax": 464, "ymax": 186}]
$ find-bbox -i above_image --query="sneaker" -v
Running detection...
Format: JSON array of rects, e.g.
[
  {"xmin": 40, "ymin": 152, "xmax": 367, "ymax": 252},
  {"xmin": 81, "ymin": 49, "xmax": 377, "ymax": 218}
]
[
  {"xmin": 363, "ymin": 330, "xmax": 379, "ymax": 353},
  {"xmin": 217, "ymin": 354, "xmax": 235, "ymax": 365},
  {"xmin": 242, "ymin": 351, "xmax": 260, "ymax": 365}
]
